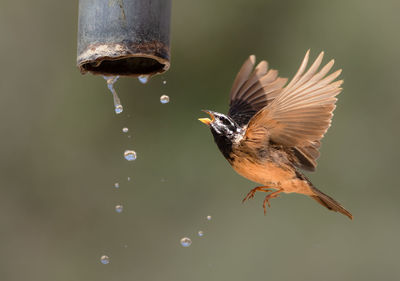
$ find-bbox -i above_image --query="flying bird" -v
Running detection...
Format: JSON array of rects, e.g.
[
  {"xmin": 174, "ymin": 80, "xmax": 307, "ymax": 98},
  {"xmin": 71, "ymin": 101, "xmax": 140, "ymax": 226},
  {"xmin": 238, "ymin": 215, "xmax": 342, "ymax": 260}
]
[{"xmin": 199, "ymin": 50, "xmax": 352, "ymax": 219}]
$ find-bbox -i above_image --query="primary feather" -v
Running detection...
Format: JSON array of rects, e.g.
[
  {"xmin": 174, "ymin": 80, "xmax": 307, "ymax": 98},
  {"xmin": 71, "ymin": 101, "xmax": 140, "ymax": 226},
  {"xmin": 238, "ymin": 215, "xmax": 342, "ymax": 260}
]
[
  {"xmin": 242, "ymin": 50, "xmax": 342, "ymax": 170},
  {"xmin": 228, "ymin": 55, "xmax": 287, "ymax": 127}
]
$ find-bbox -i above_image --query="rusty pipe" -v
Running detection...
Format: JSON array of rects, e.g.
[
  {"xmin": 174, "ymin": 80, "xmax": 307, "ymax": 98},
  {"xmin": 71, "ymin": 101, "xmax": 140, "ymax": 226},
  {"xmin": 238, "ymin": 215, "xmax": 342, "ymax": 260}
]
[{"xmin": 77, "ymin": 0, "xmax": 171, "ymax": 77}]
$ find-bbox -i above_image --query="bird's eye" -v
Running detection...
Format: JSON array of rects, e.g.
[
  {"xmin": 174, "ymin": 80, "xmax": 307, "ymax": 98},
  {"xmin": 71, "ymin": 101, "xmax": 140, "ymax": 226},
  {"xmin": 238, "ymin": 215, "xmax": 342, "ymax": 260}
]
[{"xmin": 221, "ymin": 118, "xmax": 232, "ymax": 126}]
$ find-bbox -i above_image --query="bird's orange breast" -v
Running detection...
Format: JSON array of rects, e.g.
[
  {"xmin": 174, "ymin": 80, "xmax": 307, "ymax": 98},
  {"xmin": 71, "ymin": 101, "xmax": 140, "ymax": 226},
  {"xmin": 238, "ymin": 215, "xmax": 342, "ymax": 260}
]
[
  {"xmin": 230, "ymin": 157, "xmax": 314, "ymax": 195},
  {"xmin": 231, "ymin": 157, "xmax": 294, "ymax": 185}
]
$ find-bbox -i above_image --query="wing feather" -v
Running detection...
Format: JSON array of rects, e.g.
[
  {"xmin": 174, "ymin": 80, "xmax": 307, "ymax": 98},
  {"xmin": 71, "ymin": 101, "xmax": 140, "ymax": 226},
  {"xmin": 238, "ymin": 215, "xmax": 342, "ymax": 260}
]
[
  {"xmin": 245, "ymin": 51, "xmax": 343, "ymax": 170},
  {"xmin": 229, "ymin": 55, "xmax": 256, "ymax": 101},
  {"xmin": 228, "ymin": 55, "xmax": 287, "ymax": 126}
]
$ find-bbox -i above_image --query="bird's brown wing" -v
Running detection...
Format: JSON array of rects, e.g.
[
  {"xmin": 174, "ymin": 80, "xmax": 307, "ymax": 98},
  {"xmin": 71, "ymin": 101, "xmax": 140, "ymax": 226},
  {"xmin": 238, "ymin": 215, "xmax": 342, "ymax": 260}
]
[
  {"xmin": 291, "ymin": 140, "xmax": 321, "ymax": 171},
  {"xmin": 245, "ymin": 51, "xmax": 342, "ymax": 171},
  {"xmin": 228, "ymin": 55, "xmax": 287, "ymax": 127}
]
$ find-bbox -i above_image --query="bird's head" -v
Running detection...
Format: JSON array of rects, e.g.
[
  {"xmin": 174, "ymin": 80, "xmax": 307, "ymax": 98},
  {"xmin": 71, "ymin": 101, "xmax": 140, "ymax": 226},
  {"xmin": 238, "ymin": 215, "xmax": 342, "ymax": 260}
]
[{"xmin": 198, "ymin": 110, "xmax": 240, "ymax": 140}]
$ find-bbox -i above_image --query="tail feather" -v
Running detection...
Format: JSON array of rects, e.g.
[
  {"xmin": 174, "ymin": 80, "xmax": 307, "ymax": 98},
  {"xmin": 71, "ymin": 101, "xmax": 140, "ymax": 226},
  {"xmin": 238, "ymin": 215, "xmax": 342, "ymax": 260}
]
[
  {"xmin": 294, "ymin": 170, "xmax": 352, "ymax": 219},
  {"xmin": 310, "ymin": 187, "xmax": 353, "ymax": 220}
]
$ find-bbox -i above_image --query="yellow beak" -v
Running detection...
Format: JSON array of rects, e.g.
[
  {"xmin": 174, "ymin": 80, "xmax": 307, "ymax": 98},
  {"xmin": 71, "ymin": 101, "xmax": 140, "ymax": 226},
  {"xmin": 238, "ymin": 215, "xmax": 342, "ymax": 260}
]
[
  {"xmin": 198, "ymin": 118, "xmax": 212, "ymax": 125},
  {"xmin": 198, "ymin": 110, "xmax": 215, "ymax": 126}
]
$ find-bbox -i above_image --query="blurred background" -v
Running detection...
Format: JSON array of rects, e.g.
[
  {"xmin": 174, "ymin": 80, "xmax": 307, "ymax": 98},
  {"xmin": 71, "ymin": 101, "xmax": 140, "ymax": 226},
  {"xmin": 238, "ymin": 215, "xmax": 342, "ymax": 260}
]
[{"xmin": 1, "ymin": 0, "xmax": 400, "ymax": 280}]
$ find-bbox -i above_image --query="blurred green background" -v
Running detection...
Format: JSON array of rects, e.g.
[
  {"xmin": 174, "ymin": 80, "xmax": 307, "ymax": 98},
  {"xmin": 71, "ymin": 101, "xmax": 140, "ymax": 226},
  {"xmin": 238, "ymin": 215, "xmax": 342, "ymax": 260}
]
[{"xmin": 1, "ymin": 0, "xmax": 400, "ymax": 280}]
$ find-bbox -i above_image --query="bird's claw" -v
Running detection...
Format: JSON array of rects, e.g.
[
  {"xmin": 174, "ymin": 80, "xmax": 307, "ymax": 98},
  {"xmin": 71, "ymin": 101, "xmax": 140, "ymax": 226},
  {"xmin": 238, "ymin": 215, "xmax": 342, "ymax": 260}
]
[
  {"xmin": 242, "ymin": 186, "xmax": 274, "ymax": 203},
  {"xmin": 242, "ymin": 190, "xmax": 256, "ymax": 202},
  {"xmin": 262, "ymin": 191, "xmax": 282, "ymax": 215},
  {"xmin": 242, "ymin": 185, "xmax": 283, "ymax": 215},
  {"xmin": 262, "ymin": 197, "xmax": 272, "ymax": 214}
]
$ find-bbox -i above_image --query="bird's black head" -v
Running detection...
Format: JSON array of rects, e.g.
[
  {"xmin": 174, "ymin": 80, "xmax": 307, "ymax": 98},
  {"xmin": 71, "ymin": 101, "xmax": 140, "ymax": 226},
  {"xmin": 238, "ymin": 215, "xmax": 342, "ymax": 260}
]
[{"xmin": 199, "ymin": 110, "xmax": 241, "ymax": 160}]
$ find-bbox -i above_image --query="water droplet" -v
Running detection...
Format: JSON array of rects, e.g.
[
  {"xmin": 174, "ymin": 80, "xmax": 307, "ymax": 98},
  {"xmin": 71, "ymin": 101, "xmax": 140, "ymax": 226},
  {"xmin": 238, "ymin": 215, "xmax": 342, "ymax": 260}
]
[
  {"xmin": 138, "ymin": 75, "xmax": 149, "ymax": 84},
  {"xmin": 162, "ymin": 80, "xmax": 167, "ymax": 85},
  {"xmin": 127, "ymin": 177, "xmax": 131, "ymax": 181},
  {"xmin": 122, "ymin": 127, "xmax": 129, "ymax": 133},
  {"xmin": 114, "ymin": 182, "xmax": 120, "ymax": 188},
  {"xmin": 198, "ymin": 231, "xmax": 204, "ymax": 237},
  {"xmin": 206, "ymin": 215, "xmax": 212, "ymax": 221},
  {"xmin": 115, "ymin": 204, "xmax": 123, "ymax": 213},
  {"xmin": 103, "ymin": 76, "xmax": 123, "ymax": 114},
  {"xmin": 115, "ymin": 105, "xmax": 123, "ymax": 114},
  {"xmin": 124, "ymin": 150, "xmax": 137, "ymax": 161},
  {"xmin": 160, "ymin": 95, "xmax": 170, "ymax": 104},
  {"xmin": 100, "ymin": 255, "xmax": 110, "ymax": 264},
  {"xmin": 180, "ymin": 237, "xmax": 192, "ymax": 247}
]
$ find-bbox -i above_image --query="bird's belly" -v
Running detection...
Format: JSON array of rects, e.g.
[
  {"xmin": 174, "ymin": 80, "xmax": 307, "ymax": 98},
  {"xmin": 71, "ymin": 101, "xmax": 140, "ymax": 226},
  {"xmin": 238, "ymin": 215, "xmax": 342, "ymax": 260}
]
[{"xmin": 231, "ymin": 158, "xmax": 294, "ymax": 185}]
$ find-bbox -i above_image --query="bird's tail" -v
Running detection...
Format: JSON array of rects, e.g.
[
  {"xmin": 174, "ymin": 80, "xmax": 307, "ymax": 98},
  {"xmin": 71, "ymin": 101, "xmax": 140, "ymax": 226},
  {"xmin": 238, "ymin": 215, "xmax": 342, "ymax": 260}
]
[
  {"xmin": 295, "ymin": 170, "xmax": 352, "ymax": 220},
  {"xmin": 310, "ymin": 186, "xmax": 353, "ymax": 220}
]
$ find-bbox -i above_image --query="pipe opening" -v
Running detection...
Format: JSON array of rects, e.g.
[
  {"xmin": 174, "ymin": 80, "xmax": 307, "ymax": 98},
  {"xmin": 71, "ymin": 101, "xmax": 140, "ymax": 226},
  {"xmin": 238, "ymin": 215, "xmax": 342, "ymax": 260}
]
[
  {"xmin": 77, "ymin": 0, "xmax": 171, "ymax": 77},
  {"xmin": 80, "ymin": 56, "xmax": 168, "ymax": 77}
]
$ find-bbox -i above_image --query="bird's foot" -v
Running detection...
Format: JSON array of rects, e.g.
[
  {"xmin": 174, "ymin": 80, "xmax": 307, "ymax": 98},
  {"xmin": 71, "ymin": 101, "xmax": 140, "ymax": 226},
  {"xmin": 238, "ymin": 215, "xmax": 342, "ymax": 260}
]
[
  {"xmin": 242, "ymin": 184, "xmax": 277, "ymax": 203},
  {"xmin": 262, "ymin": 189, "xmax": 283, "ymax": 215}
]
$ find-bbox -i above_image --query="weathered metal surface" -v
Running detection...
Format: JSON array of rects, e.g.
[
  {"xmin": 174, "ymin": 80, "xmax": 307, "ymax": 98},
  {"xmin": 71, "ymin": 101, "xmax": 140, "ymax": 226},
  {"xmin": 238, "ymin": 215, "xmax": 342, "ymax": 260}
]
[{"xmin": 77, "ymin": 0, "xmax": 171, "ymax": 77}]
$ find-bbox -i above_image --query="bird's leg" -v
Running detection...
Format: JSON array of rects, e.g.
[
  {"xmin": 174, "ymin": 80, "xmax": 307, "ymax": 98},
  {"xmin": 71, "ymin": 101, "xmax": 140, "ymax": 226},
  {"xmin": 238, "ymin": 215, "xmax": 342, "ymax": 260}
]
[
  {"xmin": 242, "ymin": 183, "xmax": 277, "ymax": 203},
  {"xmin": 262, "ymin": 189, "xmax": 283, "ymax": 215}
]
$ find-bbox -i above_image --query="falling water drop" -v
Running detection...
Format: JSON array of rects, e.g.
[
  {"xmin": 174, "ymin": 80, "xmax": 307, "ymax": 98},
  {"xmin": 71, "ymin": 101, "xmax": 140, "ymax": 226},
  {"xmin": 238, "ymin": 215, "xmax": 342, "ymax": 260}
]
[
  {"xmin": 124, "ymin": 150, "xmax": 137, "ymax": 161},
  {"xmin": 103, "ymin": 76, "xmax": 123, "ymax": 114},
  {"xmin": 114, "ymin": 105, "xmax": 123, "ymax": 114},
  {"xmin": 114, "ymin": 182, "xmax": 120, "ymax": 189},
  {"xmin": 206, "ymin": 215, "xmax": 212, "ymax": 221},
  {"xmin": 138, "ymin": 75, "xmax": 149, "ymax": 84},
  {"xmin": 115, "ymin": 204, "xmax": 123, "ymax": 213},
  {"xmin": 160, "ymin": 95, "xmax": 170, "ymax": 104},
  {"xmin": 100, "ymin": 255, "xmax": 110, "ymax": 264},
  {"xmin": 122, "ymin": 127, "xmax": 129, "ymax": 133},
  {"xmin": 162, "ymin": 80, "xmax": 167, "ymax": 85},
  {"xmin": 198, "ymin": 230, "xmax": 204, "ymax": 237},
  {"xmin": 127, "ymin": 177, "xmax": 131, "ymax": 181},
  {"xmin": 180, "ymin": 237, "xmax": 192, "ymax": 247}
]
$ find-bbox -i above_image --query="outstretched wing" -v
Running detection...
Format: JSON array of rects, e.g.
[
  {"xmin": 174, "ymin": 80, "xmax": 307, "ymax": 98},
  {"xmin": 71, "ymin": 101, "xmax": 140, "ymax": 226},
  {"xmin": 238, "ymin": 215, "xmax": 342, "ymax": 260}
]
[
  {"xmin": 228, "ymin": 55, "xmax": 287, "ymax": 127},
  {"xmin": 245, "ymin": 51, "xmax": 343, "ymax": 171}
]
